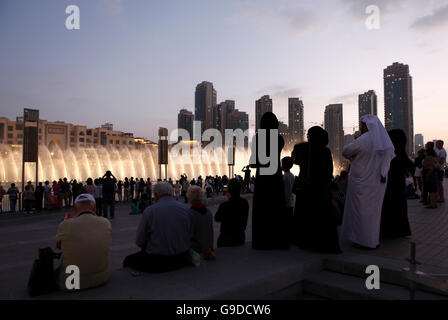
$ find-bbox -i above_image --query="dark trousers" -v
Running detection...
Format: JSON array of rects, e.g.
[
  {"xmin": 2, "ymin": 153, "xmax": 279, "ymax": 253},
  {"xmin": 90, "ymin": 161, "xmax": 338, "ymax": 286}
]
[
  {"xmin": 103, "ymin": 196, "xmax": 115, "ymax": 219},
  {"xmin": 217, "ymin": 233, "xmax": 245, "ymax": 248},
  {"xmin": 95, "ymin": 198, "xmax": 103, "ymax": 216},
  {"xmin": 24, "ymin": 199, "xmax": 33, "ymax": 213},
  {"xmin": 123, "ymin": 250, "xmax": 190, "ymax": 273},
  {"xmin": 10, "ymin": 199, "xmax": 17, "ymax": 212},
  {"xmin": 422, "ymin": 175, "xmax": 428, "ymax": 203},
  {"xmin": 35, "ymin": 196, "xmax": 43, "ymax": 211}
]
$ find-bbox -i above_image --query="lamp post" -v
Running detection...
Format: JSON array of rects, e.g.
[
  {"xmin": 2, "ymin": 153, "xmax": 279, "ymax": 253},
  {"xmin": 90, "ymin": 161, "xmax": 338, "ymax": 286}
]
[
  {"xmin": 158, "ymin": 127, "xmax": 168, "ymax": 180},
  {"xmin": 22, "ymin": 108, "xmax": 39, "ymax": 198}
]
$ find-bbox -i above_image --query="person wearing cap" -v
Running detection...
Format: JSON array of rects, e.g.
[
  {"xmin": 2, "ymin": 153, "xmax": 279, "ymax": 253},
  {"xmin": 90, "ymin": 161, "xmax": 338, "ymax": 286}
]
[
  {"xmin": 55, "ymin": 193, "xmax": 112, "ymax": 290},
  {"xmin": 123, "ymin": 182, "xmax": 193, "ymax": 273}
]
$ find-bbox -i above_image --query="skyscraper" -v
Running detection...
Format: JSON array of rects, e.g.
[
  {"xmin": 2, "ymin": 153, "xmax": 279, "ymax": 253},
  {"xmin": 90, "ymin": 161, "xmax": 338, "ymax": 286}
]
[
  {"xmin": 358, "ymin": 90, "xmax": 377, "ymax": 128},
  {"xmin": 255, "ymin": 95, "xmax": 273, "ymax": 131},
  {"xmin": 288, "ymin": 98, "xmax": 304, "ymax": 144},
  {"xmin": 384, "ymin": 62, "xmax": 414, "ymax": 155},
  {"xmin": 218, "ymin": 100, "xmax": 235, "ymax": 135},
  {"xmin": 415, "ymin": 133, "xmax": 424, "ymax": 154},
  {"xmin": 177, "ymin": 109, "xmax": 194, "ymax": 141},
  {"xmin": 230, "ymin": 110, "xmax": 249, "ymax": 131},
  {"xmin": 278, "ymin": 121, "xmax": 290, "ymax": 145},
  {"xmin": 324, "ymin": 104, "xmax": 344, "ymax": 168},
  {"xmin": 195, "ymin": 81, "xmax": 217, "ymax": 132},
  {"xmin": 230, "ymin": 109, "xmax": 249, "ymax": 147}
]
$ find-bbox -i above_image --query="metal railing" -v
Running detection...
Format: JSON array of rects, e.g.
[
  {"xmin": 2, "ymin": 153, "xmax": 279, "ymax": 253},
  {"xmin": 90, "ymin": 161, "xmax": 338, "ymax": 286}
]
[
  {"xmin": 1, "ymin": 193, "xmax": 23, "ymax": 213},
  {"xmin": 402, "ymin": 242, "xmax": 448, "ymax": 299}
]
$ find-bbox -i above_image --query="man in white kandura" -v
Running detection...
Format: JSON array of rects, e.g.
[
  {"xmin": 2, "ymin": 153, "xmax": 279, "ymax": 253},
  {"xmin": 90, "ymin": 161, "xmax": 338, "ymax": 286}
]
[{"xmin": 340, "ymin": 114, "xmax": 395, "ymax": 250}]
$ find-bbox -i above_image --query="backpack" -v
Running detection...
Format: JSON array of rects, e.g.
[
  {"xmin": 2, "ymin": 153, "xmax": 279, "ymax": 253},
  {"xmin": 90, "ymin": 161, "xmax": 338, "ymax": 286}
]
[{"xmin": 27, "ymin": 247, "xmax": 61, "ymax": 296}]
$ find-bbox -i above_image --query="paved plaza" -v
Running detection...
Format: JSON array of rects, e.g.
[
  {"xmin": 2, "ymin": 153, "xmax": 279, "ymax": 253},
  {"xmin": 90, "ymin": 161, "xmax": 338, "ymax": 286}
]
[{"xmin": 0, "ymin": 182, "xmax": 447, "ymax": 299}]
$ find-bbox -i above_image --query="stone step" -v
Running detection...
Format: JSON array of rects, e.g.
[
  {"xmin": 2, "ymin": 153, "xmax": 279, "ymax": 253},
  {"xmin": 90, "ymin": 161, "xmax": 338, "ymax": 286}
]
[
  {"xmin": 302, "ymin": 271, "xmax": 447, "ymax": 300},
  {"xmin": 322, "ymin": 254, "xmax": 448, "ymax": 296}
]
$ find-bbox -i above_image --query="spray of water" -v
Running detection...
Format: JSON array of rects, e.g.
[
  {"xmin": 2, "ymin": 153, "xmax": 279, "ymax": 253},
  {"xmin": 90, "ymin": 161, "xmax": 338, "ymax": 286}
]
[{"xmin": 0, "ymin": 144, "xmax": 299, "ymax": 184}]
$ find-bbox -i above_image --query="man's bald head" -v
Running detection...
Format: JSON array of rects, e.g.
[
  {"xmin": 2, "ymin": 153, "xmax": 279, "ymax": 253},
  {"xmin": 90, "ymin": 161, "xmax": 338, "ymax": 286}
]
[
  {"xmin": 74, "ymin": 200, "xmax": 96, "ymax": 216},
  {"xmin": 73, "ymin": 194, "xmax": 96, "ymax": 216}
]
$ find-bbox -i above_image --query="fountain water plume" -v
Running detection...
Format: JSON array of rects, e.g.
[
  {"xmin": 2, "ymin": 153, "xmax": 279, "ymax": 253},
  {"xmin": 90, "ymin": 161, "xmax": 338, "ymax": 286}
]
[{"xmin": 0, "ymin": 144, "xmax": 300, "ymax": 184}]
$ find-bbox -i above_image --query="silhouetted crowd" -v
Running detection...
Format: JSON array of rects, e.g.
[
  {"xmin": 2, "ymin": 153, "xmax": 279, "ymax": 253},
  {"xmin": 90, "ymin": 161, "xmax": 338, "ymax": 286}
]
[
  {"xmin": 14, "ymin": 112, "xmax": 448, "ymax": 296},
  {"xmin": 0, "ymin": 171, "xmax": 256, "ymax": 215}
]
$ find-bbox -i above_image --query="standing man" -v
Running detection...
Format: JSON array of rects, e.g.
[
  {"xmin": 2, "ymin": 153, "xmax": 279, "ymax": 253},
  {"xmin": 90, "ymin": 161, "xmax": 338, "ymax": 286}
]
[
  {"xmin": 7, "ymin": 183, "xmax": 19, "ymax": 212},
  {"xmin": 242, "ymin": 166, "xmax": 251, "ymax": 193},
  {"xmin": 123, "ymin": 177, "xmax": 130, "ymax": 203},
  {"xmin": 102, "ymin": 171, "xmax": 117, "ymax": 220},
  {"xmin": 61, "ymin": 178, "xmax": 70, "ymax": 207},
  {"xmin": 130, "ymin": 177, "xmax": 135, "ymax": 201},
  {"xmin": 340, "ymin": 115, "xmax": 395, "ymax": 250},
  {"xmin": 117, "ymin": 180, "xmax": 123, "ymax": 203},
  {"xmin": 34, "ymin": 182, "xmax": 44, "ymax": 212},
  {"xmin": 435, "ymin": 140, "xmax": 446, "ymax": 203}
]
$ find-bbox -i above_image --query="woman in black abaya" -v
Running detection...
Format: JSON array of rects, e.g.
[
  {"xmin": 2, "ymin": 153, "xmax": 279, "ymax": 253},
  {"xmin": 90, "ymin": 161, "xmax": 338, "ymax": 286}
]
[
  {"xmin": 291, "ymin": 126, "xmax": 341, "ymax": 253},
  {"xmin": 250, "ymin": 112, "xmax": 289, "ymax": 250},
  {"xmin": 380, "ymin": 129, "xmax": 413, "ymax": 238}
]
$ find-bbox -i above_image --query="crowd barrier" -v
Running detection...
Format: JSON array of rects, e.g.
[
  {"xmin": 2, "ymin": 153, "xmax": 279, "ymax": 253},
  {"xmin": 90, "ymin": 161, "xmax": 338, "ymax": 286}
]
[{"xmin": 0, "ymin": 193, "xmax": 23, "ymax": 213}]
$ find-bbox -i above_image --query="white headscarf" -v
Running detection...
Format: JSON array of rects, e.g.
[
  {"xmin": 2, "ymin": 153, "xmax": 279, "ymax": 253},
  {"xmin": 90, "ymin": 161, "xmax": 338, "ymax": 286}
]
[{"xmin": 360, "ymin": 115, "xmax": 395, "ymax": 178}]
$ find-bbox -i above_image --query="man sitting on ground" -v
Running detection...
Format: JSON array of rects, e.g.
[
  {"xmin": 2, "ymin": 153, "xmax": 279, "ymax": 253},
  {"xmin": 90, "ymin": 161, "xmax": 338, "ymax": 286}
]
[
  {"xmin": 123, "ymin": 182, "xmax": 193, "ymax": 273},
  {"xmin": 215, "ymin": 179, "xmax": 249, "ymax": 247},
  {"xmin": 55, "ymin": 193, "xmax": 112, "ymax": 290}
]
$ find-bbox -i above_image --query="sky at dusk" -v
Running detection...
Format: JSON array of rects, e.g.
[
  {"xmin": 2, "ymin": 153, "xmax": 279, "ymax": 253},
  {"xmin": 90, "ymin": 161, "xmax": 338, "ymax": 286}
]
[{"xmin": 1, "ymin": 0, "xmax": 447, "ymax": 143}]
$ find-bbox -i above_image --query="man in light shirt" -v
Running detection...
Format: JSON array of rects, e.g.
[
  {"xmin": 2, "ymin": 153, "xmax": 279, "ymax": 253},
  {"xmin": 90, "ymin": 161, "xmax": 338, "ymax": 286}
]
[
  {"xmin": 123, "ymin": 182, "xmax": 193, "ymax": 273},
  {"xmin": 56, "ymin": 193, "xmax": 112, "ymax": 290}
]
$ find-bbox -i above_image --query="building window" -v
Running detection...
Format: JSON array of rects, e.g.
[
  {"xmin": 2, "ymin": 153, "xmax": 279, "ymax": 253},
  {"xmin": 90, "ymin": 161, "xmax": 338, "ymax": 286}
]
[
  {"xmin": 7, "ymin": 133, "xmax": 13, "ymax": 138},
  {"xmin": 15, "ymin": 124, "xmax": 23, "ymax": 130},
  {"xmin": 94, "ymin": 139, "xmax": 98, "ymax": 143},
  {"xmin": 8, "ymin": 126, "xmax": 13, "ymax": 131},
  {"xmin": 70, "ymin": 138, "xmax": 74, "ymax": 142},
  {"xmin": 87, "ymin": 130, "xmax": 92, "ymax": 135},
  {"xmin": 7, "ymin": 141, "xmax": 13, "ymax": 144},
  {"xmin": 109, "ymin": 140, "xmax": 113, "ymax": 144},
  {"xmin": 94, "ymin": 133, "xmax": 98, "ymax": 137},
  {"xmin": 79, "ymin": 132, "xmax": 85, "ymax": 136},
  {"xmin": 70, "ymin": 131, "xmax": 75, "ymax": 136},
  {"xmin": 17, "ymin": 134, "xmax": 23, "ymax": 138},
  {"xmin": 79, "ymin": 138, "xmax": 84, "ymax": 142},
  {"xmin": 116, "ymin": 140, "xmax": 119, "ymax": 144}
]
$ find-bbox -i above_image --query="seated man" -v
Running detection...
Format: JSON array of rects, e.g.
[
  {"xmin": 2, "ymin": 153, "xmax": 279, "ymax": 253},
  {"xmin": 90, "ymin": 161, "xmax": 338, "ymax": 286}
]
[
  {"xmin": 123, "ymin": 182, "xmax": 193, "ymax": 273},
  {"xmin": 215, "ymin": 179, "xmax": 249, "ymax": 247},
  {"xmin": 56, "ymin": 193, "xmax": 112, "ymax": 290}
]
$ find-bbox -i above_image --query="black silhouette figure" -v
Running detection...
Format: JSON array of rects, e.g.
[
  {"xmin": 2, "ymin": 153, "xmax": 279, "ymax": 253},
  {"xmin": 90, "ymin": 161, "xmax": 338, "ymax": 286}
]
[
  {"xmin": 250, "ymin": 112, "xmax": 289, "ymax": 250},
  {"xmin": 291, "ymin": 126, "xmax": 341, "ymax": 253},
  {"xmin": 380, "ymin": 129, "xmax": 413, "ymax": 238}
]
